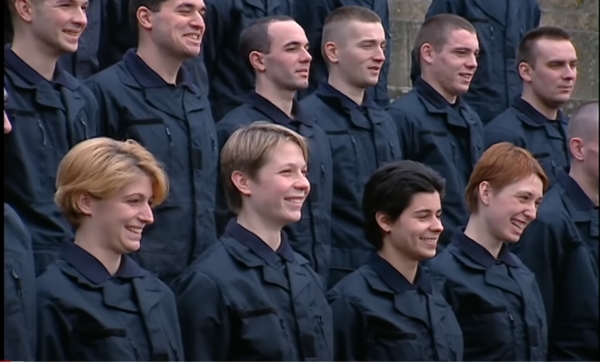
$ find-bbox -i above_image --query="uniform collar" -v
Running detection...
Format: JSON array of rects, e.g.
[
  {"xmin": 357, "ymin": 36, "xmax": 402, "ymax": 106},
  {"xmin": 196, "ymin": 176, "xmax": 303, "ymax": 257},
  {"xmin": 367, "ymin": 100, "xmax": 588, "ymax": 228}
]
[
  {"xmin": 452, "ymin": 230, "xmax": 519, "ymax": 268},
  {"xmin": 4, "ymin": 45, "xmax": 78, "ymax": 90},
  {"xmin": 366, "ymin": 253, "xmax": 432, "ymax": 294},
  {"xmin": 245, "ymin": 91, "xmax": 313, "ymax": 127},
  {"xmin": 59, "ymin": 242, "xmax": 146, "ymax": 284},
  {"xmin": 123, "ymin": 49, "xmax": 195, "ymax": 90},
  {"xmin": 558, "ymin": 170, "xmax": 596, "ymax": 211},
  {"xmin": 224, "ymin": 218, "xmax": 295, "ymax": 263},
  {"xmin": 512, "ymin": 96, "xmax": 566, "ymax": 126},
  {"xmin": 317, "ymin": 81, "xmax": 379, "ymax": 110},
  {"xmin": 414, "ymin": 76, "xmax": 467, "ymax": 110}
]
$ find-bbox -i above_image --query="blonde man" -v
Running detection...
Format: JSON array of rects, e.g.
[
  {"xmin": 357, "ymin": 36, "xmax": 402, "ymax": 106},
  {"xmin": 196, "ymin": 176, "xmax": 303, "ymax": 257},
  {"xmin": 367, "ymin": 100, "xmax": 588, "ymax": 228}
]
[
  {"xmin": 36, "ymin": 137, "xmax": 184, "ymax": 361},
  {"xmin": 174, "ymin": 122, "xmax": 333, "ymax": 361}
]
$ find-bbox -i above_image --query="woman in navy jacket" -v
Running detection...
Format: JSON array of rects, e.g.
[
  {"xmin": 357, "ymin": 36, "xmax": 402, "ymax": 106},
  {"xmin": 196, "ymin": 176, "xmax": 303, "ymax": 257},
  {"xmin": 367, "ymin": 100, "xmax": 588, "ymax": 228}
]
[
  {"xmin": 427, "ymin": 142, "xmax": 549, "ymax": 361},
  {"xmin": 36, "ymin": 137, "xmax": 184, "ymax": 361}
]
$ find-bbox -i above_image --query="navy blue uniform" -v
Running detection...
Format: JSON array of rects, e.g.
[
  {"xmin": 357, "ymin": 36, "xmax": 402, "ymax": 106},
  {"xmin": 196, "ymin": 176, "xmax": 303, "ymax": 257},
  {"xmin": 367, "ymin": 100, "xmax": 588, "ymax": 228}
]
[
  {"xmin": 301, "ymin": 82, "xmax": 401, "ymax": 288},
  {"xmin": 4, "ymin": 204, "xmax": 37, "ymax": 361},
  {"xmin": 513, "ymin": 171, "xmax": 599, "ymax": 361},
  {"xmin": 295, "ymin": 0, "xmax": 390, "ymax": 106},
  {"xmin": 4, "ymin": 47, "xmax": 99, "ymax": 276},
  {"xmin": 426, "ymin": 232, "xmax": 548, "ymax": 361},
  {"xmin": 327, "ymin": 253, "xmax": 463, "ymax": 361},
  {"xmin": 485, "ymin": 97, "xmax": 570, "ymax": 187},
  {"xmin": 216, "ymin": 92, "xmax": 333, "ymax": 283},
  {"xmin": 203, "ymin": 0, "xmax": 295, "ymax": 120},
  {"xmin": 411, "ymin": 0, "xmax": 541, "ymax": 124},
  {"xmin": 174, "ymin": 219, "xmax": 334, "ymax": 361},
  {"xmin": 85, "ymin": 50, "xmax": 218, "ymax": 284},
  {"xmin": 387, "ymin": 78, "xmax": 483, "ymax": 246},
  {"xmin": 36, "ymin": 242, "xmax": 184, "ymax": 361}
]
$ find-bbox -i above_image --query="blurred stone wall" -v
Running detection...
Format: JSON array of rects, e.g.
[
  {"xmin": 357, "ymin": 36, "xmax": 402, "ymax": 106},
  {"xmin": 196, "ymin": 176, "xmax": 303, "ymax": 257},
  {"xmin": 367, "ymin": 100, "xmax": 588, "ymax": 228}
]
[{"xmin": 388, "ymin": 0, "xmax": 599, "ymax": 114}]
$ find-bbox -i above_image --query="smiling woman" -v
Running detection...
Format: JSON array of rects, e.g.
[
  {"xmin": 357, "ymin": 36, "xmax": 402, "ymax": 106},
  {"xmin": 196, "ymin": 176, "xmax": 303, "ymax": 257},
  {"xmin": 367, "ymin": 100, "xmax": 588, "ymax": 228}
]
[{"xmin": 36, "ymin": 137, "xmax": 185, "ymax": 362}]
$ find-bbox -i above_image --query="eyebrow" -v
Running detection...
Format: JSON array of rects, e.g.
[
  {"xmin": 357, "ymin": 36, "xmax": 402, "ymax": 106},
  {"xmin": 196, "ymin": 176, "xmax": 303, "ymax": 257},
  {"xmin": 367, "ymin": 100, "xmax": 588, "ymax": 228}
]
[{"xmin": 283, "ymin": 41, "xmax": 308, "ymax": 48}]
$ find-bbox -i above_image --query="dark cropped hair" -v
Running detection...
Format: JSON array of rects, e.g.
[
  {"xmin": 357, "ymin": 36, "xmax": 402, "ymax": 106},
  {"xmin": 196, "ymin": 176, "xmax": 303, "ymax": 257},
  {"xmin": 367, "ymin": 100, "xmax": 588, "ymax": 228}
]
[
  {"xmin": 129, "ymin": 0, "xmax": 169, "ymax": 32},
  {"xmin": 238, "ymin": 15, "xmax": 295, "ymax": 73},
  {"xmin": 518, "ymin": 27, "xmax": 571, "ymax": 68},
  {"xmin": 362, "ymin": 160, "xmax": 445, "ymax": 250}
]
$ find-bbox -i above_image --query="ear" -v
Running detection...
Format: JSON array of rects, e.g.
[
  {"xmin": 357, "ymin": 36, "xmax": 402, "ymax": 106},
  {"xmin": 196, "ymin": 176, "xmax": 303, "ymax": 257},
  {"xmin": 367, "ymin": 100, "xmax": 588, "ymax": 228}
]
[
  {"xmin": 231, "ymin": 171, "xmax": 252, "ymax": 197},
  {"xmin": 323, "ymin": 41, "xmax": 339, "ymax": 64},
  {"xmin": 375, "ymin": 211, "xmax": 393, "ymax": 234},
  {"xmin": 518, "ymin": 61, "xmax": 533, "ymax": 83},
  {"xmin": 75, "ymin": 192, "xmax": 94, "ymax": 217},
  {"xmin": 14, "ymin": 0, "xmax": 34, "ymax": 23},
  {"xmin": 249, "ymin": 51, "xmax": 266, "ymax": 73},
  {"xmin": 420, "ymin": 43, "xmax": 435, "ymax": 66},
  {"xmin": 569, "ymin": 137, "xmax": 585, "ymax": 162},
  {"xmin": 478, "ymin": 181, "xmax": 492, "ymax": 207},
  {"xmin": 136, "ymin": 6, "xmax": 153, "ymax": 31}
]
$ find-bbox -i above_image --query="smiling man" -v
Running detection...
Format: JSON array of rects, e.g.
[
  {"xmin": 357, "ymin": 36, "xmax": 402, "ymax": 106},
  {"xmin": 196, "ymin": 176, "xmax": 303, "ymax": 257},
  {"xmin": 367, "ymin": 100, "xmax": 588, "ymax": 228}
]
[
  {"xmin": 215, "ymin": 15, "xmax": 333, "ymax": 286},
  {"xmin": 386, "ymin": 13, "xmax": 484, "ymax": 249},
  {"xmin": 301, "ymin": 6, "xmax": 402, "ymax": 288},
  {"xmin": 85, "ymin": 0, "xmax": 219, "ymax": 286},
  {"xmin": 4, "ymin": 0, "xmax": 99, "ymax": 276},
  {"xmin": 485, "ymin": 27, "xmax": 578, "ymax": 187}
]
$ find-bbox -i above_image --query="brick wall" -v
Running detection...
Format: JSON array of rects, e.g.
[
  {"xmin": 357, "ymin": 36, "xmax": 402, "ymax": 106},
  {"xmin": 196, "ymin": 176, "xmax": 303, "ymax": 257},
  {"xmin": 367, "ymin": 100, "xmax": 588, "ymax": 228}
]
[{"xmin": 387, "ymin": 0, "xmax": 599, "ymax": 114}]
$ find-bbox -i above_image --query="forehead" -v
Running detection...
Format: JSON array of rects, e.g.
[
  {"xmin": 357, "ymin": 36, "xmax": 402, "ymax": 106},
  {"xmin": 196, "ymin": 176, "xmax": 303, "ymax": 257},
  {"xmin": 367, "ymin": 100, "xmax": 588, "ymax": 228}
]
[
  {"xmin": 346, "ymin": 20, "xmax": 385, "ymax": 39},
  {"xmin": 502, "ymin": 175, "xmax": 544, "ymax": 197},
  {"xmin": 263, "ymin": 141, "xmax": 306, "ymax": 166},
  {"xmin": 444, "ymin": 29, "xmax": 479, "ymax": 50},
  {"xmin": 46, "ymin": 0, "xmax": 89, "ymax": 6},
  {"xmin": 268, "ymin": 21, "xmax": 308, "ymax": 45},
  {"xmin": 405, "ymin": 191, "xmax": 442, "ymax": 211},
  {"xmin": 162, "ymin": 0, "xmax": 205, "ymax": 9},
  {"xmin": 535, "ymin": 39, "xmax": 577, "ymax": 61}
]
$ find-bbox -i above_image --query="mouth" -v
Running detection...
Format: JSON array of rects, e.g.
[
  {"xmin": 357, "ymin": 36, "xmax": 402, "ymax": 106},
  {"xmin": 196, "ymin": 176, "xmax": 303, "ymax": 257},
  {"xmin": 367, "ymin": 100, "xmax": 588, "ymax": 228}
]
[
  {"xmin": 184, "ymin": 34, "xmax": 201, "ymax": 41},
  {"xmin": 368, "ymin": 66, "xmax": 381, "ymax": 72},
  {"xmin": 420, "ymin": 237, "xmax": 438, "ymax": 247},
  {"xmin": 125, "ymin": 226, "xmax": 144, "ymax": 235},
  {"xmin": 510, "ymin": 218, "xmax": 527, "ymax": 230},
  {"xmin": 459, "ymin": 73, "xmax": 473, "ymax": 81},
  {"xmin": 63, "ymin": 30, "xmax": 82, "ymax": 38},
  {"xmin": 296, "ymin": 69, "xmax": 309, "ymax": 75},
  {"xmin": 284, "ymin": 196, "xmax": 305, "ymax": 205}
]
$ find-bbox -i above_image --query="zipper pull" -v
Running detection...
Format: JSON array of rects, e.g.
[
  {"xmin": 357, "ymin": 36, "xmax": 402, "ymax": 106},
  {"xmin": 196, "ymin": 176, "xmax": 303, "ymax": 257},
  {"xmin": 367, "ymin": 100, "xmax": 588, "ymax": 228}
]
[
  {"xmin": 11, "ymin": 269, "xmax": 23, "ymax": 296},
  {"xmin": 165, "ymin": 126, "xmax": 174, "ymax": 146}
]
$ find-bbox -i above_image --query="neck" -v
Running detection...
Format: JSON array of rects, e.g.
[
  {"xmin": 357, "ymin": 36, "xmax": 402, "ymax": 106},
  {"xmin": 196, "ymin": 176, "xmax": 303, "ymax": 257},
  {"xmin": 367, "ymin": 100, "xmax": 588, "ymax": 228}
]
[
  {"xmin": 377, "ymin": 242, "xmax": 419, "ymax": 283},
  {"xmin": 236, "ymin": 210, "xmax": 282, "ymax": 252},
  {"xmin": 11, "ymin": 35, "xmax": 60, "ymax": 81},
  {"xmin": 73, "ymin": 225, "xmax": 122, "ymax": 275},
  {"xmin": 569, "ymin": 165, "xmax": 599, "ymax": 206},
  {"xmin": 464, "ymin": 214, "xmax": 504, "ymax": 258},
  {"xmin": 521, "ymin": 90, "xmax": 559, "ymax": 120},
  {"xmin": 255, "ymin": 79, "xmax": 296, "ymax": 118},
  {"xmin": 327, "ymin": 73, "xmax": 366, "ymax": 106},
  {"xmin": 136, "ymin": 42, "xmax": 184, "ymax": 85},
  {"xmin": 420, "ymin": 72, "xmax": 457, "ymax": 104}
]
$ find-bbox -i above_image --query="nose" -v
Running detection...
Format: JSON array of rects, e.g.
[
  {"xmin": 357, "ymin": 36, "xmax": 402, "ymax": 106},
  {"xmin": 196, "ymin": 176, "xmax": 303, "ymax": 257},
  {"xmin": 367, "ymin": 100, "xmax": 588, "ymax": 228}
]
[
  {"xmin": 71, "ymin": 6, "xmax": 88, "ymax": 28},
  {"xmin": 300, "ymin": 47, "xmax": 312, "ymax": 63},
  {"xmin": 191, "ymin": 11, "xmax": 206, "ymax": 30},
  {"xmin": 294, "ymin": 172, "xmax": 311, "ymax": 193},
  {"xmin": 523, "ymin": 204, "xmax": 538, "ymax": 221},
  {"xmin": 465, "ymin": 53, "xmax": 478, "ymax": 69},
  {"xmin": 139, "ymin": 202, "xmax": 155, "ymax": 225},
  {"xmin": 373, "ymin": 46, "xmax": 385, "ymax": 62},
  {"xmin": 430, "ymin": 216, "xmax": 444, "ymax": 233},
  {"xmin": 563, "ymin": 65, "xmax": 577, "ymax": 80},
  {"xmin": 4, "ymin": 111, "xmax": 12, "ymax": 134}
]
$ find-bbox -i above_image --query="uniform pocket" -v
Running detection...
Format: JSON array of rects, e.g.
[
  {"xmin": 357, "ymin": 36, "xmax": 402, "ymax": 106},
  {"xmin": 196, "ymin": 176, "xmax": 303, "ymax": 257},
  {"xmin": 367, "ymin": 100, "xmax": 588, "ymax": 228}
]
[
  {"xmin": 366, "ymin": 329, "xmax": 423, "ymax": 361},
  {"xmin": 326, "ymin": 132, "xmax": 361, "ymax": 195}
]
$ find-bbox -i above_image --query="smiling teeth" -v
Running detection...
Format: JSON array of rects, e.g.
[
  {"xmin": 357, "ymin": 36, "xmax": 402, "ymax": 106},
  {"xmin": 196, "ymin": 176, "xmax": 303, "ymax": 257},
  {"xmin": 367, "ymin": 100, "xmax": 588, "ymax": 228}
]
[
  {"xmin": 126, "ymin": 227, "xmax": 142, "ymax": 234},
  {"xmin": 186, "ymin": 35, "xmax": 200, "ymax": 40},
  {"xmin": 511, "ymin": 220, "xmax": 526, "ymax": 230}
]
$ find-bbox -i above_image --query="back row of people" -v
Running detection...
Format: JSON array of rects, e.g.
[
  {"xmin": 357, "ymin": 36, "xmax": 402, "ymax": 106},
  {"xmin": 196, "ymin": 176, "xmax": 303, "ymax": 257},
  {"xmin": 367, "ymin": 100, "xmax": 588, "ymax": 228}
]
[{"xmin": 4, "ymin": 0, "xmax": 597, "ymax": 361}]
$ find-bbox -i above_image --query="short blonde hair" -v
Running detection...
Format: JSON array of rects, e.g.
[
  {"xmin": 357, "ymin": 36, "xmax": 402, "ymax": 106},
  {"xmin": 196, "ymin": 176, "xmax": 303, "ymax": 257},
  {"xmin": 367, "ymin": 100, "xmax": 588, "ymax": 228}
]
[
  {"xmin": 220, "ymin": 122, "xmax": 308, "ymax": 213},
  {"xmin": 55, "ymin": 137, "xmax": 169, "ymax": 227}
]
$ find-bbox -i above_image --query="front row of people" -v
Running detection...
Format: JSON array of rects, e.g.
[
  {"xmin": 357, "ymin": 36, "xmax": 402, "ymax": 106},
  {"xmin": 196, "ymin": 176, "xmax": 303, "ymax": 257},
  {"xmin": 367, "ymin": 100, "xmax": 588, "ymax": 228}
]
[{"xmin": 2, "ymin": 117, "xmax": 586, "ymax": 361}]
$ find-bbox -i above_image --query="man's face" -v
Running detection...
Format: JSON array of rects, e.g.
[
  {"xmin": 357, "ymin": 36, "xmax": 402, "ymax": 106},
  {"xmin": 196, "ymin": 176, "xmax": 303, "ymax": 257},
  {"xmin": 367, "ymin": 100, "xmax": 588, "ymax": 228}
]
[
  {"xmin": 261, "ymin": 20, "xmax": 312, "ymax": 91},
  {"xmin": 332, "ymin": 20, "xmax": 386, "ymax": 89},
  {"xmin": 27, "ymin": 0, "xmax": 88, "ymax": 55},
  {"xmin": 428, "ymin": 29, "xmax": 479, "ymax": 98},
  {"xmin": 523, "ymin": 39, "xmax": 578, "ymax": 108},
  {"xmin": 148, "ymin": 0, "xmax": 206, "ymax": 59}
]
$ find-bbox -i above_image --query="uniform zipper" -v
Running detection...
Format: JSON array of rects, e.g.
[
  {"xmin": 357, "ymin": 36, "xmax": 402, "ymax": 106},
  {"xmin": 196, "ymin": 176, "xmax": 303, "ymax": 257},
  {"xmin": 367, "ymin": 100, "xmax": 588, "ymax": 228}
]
[
  {"xmin": 37, "ymin": 119, "xmax": 48, "ymax": 146},
  {"xmin": 11, "ymin": 269, "xmax": 23, "ymax": 296}
]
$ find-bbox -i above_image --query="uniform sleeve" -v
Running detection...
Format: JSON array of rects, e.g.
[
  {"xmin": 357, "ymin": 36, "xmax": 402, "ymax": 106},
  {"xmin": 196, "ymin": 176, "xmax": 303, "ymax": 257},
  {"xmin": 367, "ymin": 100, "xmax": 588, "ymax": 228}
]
[
  {"xmin": 326, "ymin": 293, "xmax": 365, "ymax": 361},
  {"xmin": 512, "ymin": 218, "xmax": 565, "ymax": 328},
  {"xmin": 483, "ymin": 124, "xmax": 522, "ymax": 149},
  {"xmin": 174, "ymin": 270, "xmax": 231, "ymax": 361},
  {"xmin": 83, "ymin": 79, "xmax": 119, "ymax": 137},
  {"xmin": 36, "ymin": 293, "xmax": 71, "ymax": 361},
  {"xmin": 385, "ymin": 105, "xmax": 415, "ymax": 160}
]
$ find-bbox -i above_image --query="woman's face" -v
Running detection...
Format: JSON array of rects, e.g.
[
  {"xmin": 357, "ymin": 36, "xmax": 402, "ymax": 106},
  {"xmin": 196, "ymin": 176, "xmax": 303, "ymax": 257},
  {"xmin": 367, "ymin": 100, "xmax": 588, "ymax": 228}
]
[{"xmin": 481, "ymin": 175, "xmax": 544, "ymax": 243}]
